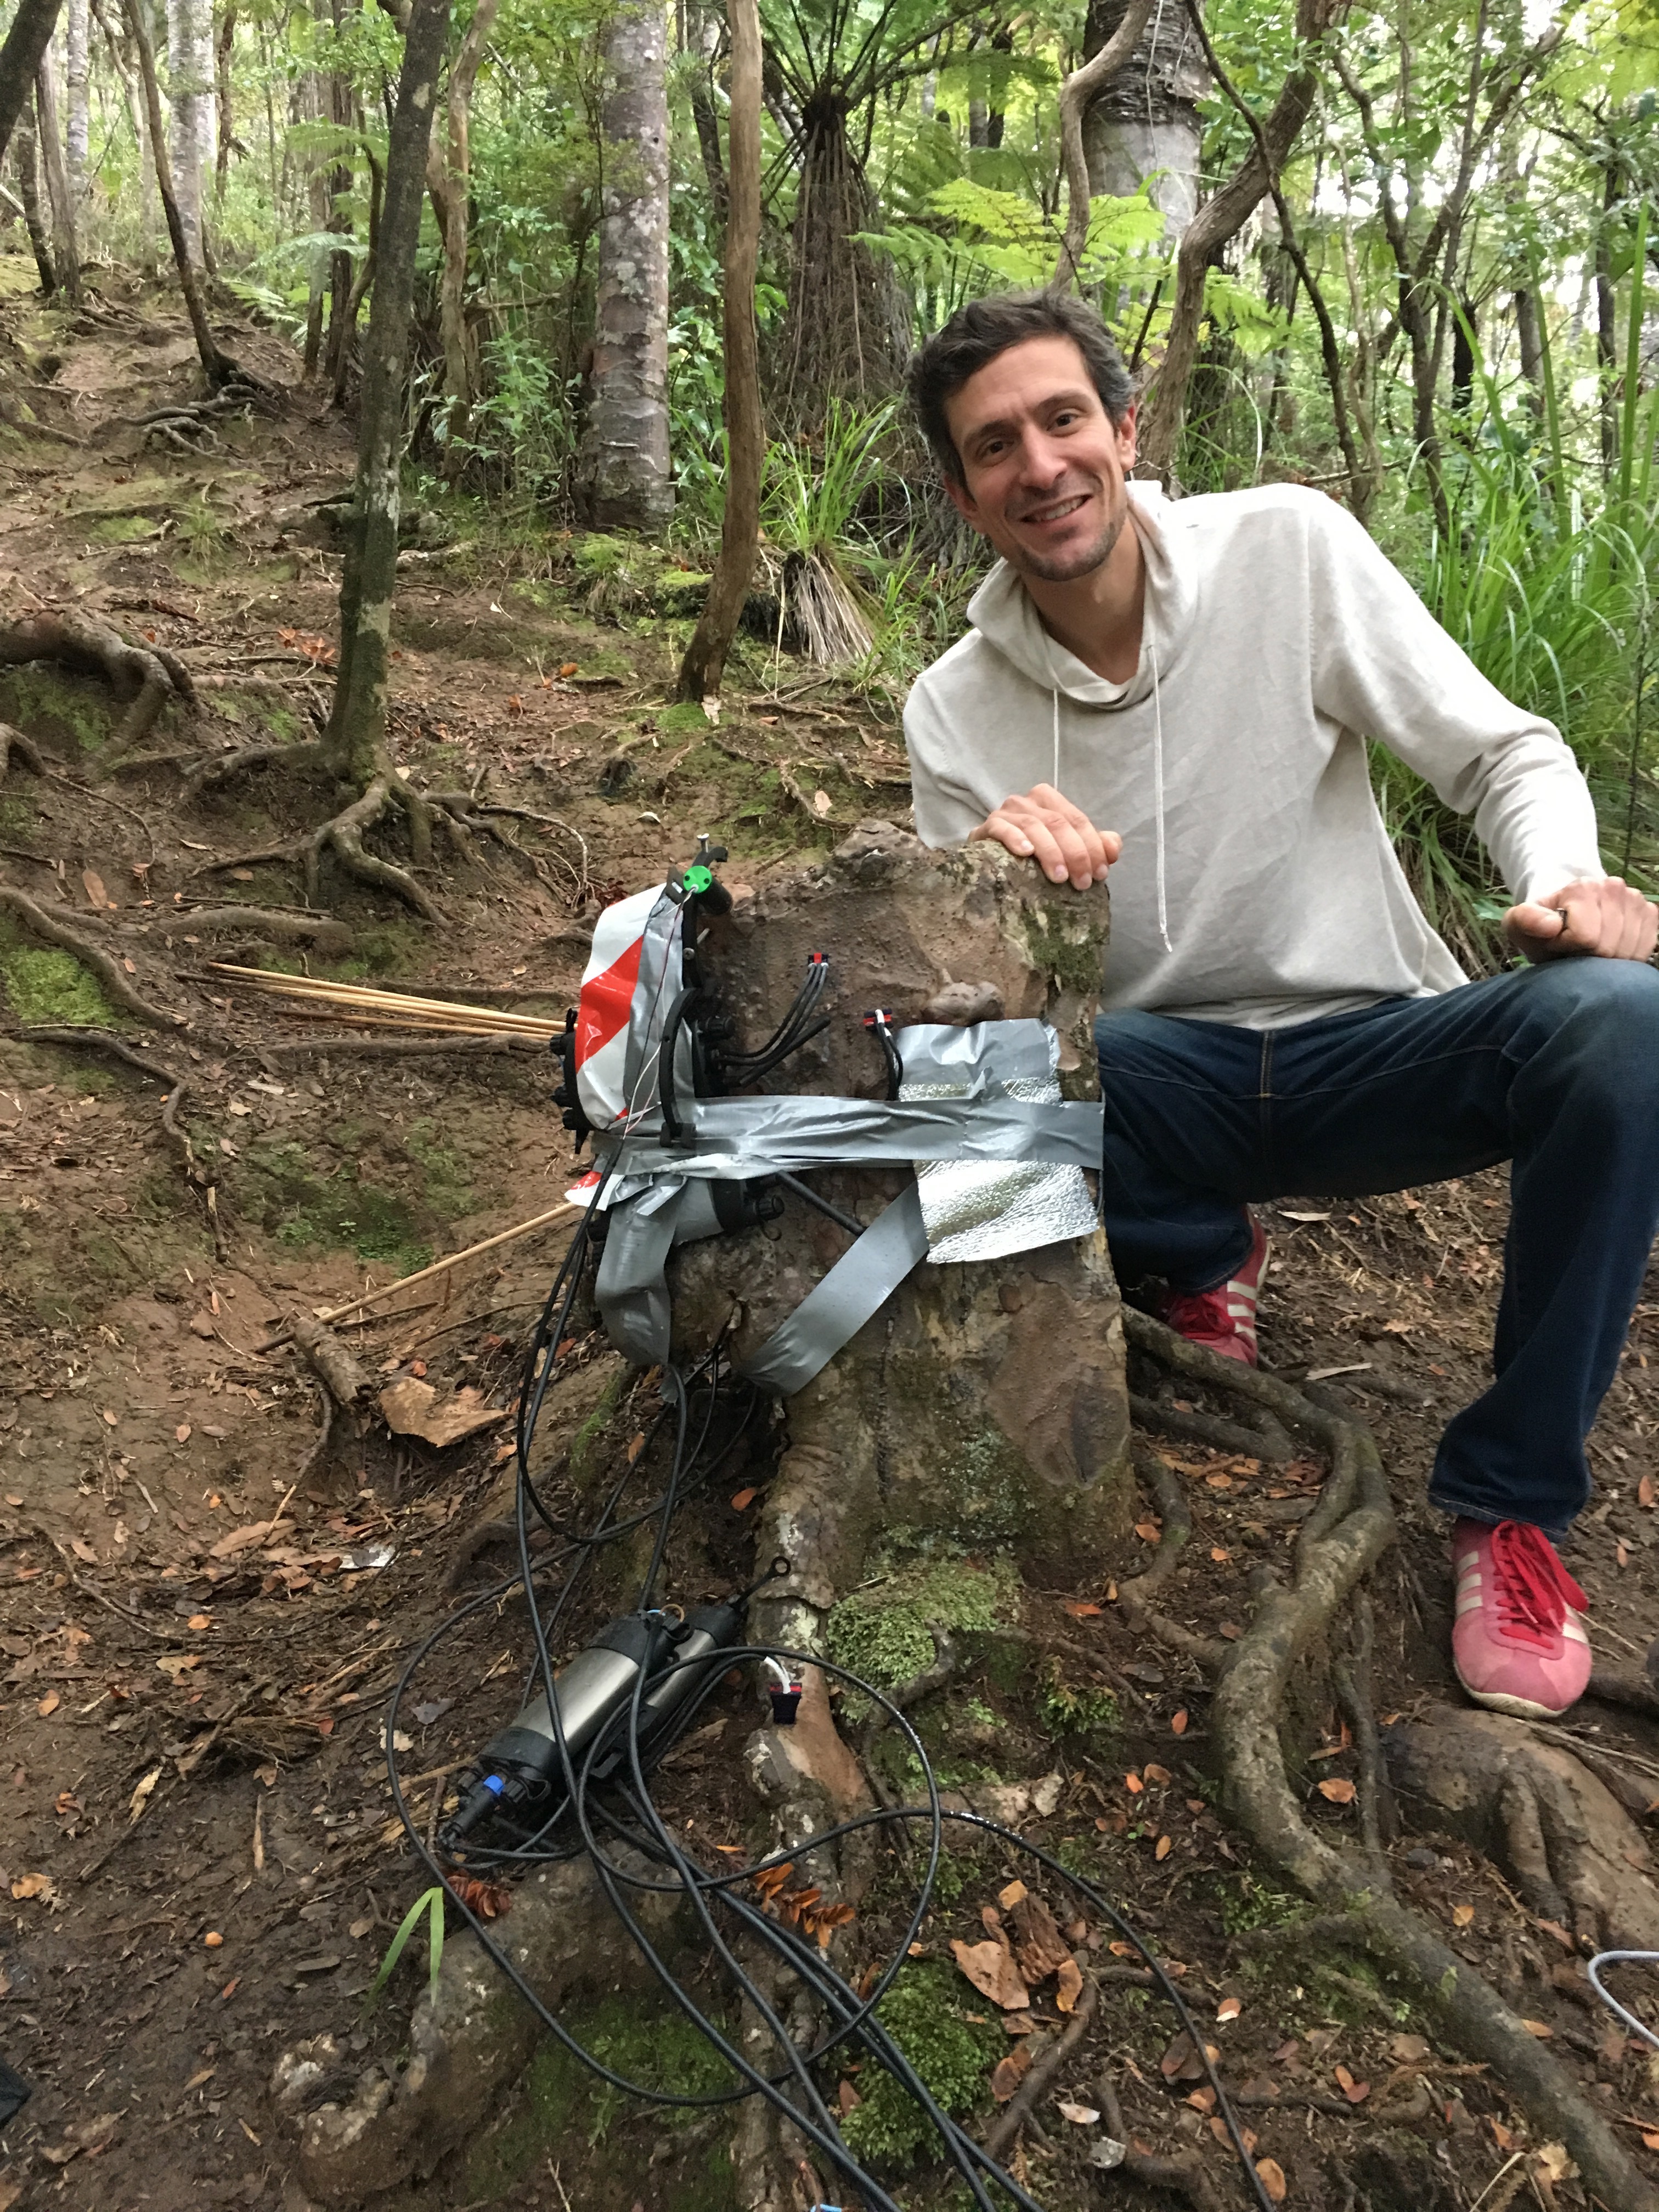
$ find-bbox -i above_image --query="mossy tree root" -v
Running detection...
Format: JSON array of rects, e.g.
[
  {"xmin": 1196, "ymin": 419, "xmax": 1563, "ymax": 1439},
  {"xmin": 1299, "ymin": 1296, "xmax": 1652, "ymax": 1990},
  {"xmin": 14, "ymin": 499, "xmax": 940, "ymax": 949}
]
[
  {"xmin": 0, "ymin": 719, "xmax": 44, "ymax": 780},
  {"xmin": 187, "ymin": 766, "xmax": 442, "ymax": 920},
  {"xmin": 0, "ymin": 611, "xmax": 197, "ymax": 760},
  {"xmin": 1124, "ymin": 1309, "xmax": 1659, "ymax": 2212},
  {"xmin": 0, "ymin": 885, "xmax": 182, "ymax": 1027},
  {"xmin": 179, "ymin": 737, "xmax": 327, "ymax": 808}
]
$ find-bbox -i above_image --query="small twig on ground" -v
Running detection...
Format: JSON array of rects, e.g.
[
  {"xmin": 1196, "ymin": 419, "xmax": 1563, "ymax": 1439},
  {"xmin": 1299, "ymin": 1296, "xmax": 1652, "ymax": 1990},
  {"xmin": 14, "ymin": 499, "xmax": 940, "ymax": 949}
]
[
  {"xmin": 0, "ymin": 889, "xmax": 181, "ymax": 1025},
  {"xmin": 1093, "ymin": 2072, "xmax": 1223, "ymax": 2212},
  {"xmin": 982, "ymin": 1968, "xmax": 1099, "ymax": 2162}
]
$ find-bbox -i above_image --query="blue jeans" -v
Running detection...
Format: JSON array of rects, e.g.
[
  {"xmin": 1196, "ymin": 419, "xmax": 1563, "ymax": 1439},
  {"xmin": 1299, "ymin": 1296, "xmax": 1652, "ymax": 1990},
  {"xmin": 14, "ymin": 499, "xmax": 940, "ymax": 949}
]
[{"xmin": 1094, "ymin": 961, "xmax": 1659, "ymax": 1539}]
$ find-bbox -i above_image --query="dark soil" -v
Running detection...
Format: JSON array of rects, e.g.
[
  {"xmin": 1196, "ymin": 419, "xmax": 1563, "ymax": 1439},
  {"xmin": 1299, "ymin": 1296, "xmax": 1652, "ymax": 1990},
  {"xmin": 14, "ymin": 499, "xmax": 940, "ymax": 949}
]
[{"xmin": 2, "ymin": 254, "xmax": 1657, "ymax": 2212}]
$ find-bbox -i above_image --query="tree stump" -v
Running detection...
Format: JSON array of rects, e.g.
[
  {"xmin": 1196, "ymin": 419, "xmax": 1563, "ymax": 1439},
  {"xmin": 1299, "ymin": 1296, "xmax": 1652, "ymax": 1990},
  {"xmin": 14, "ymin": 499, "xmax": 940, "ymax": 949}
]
[{"xmin": 669, "ymin": 820, "xmax": 1133, "ymax": 1596}]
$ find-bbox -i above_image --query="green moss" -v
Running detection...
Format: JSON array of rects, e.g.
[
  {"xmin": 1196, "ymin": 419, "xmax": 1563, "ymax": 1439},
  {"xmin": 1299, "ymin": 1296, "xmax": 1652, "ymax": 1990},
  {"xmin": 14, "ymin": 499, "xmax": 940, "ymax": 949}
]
[
  {"xmin": 568, "ymin": 1364, "xmax": 631, "ymax": 1490},
  {"xmin": 0, "ymin": 942, "xmax": 117, "ymax": 1026},
  {"xmin": 839, "ymin": 1963, "xmax": 1000, "ymax": 2169},
  {"xmin": 88, "ymin": 514, "xmax": 159, "ymax": 544},
  {"xmin": 583, "ymin": 1991, "xmax": 738, "ymax": 2145},
  {"xmin": 239, "ymin": 1139, "xmax": 432, "ymax": 1270},
  {"xmin": 404, "ymin": 1117, "xmax": 474, "ymax": 1216},
  {"xmin": 656, "ymin": 698, "xmax": 715, "ymax": 736},
  {"xmin": 0, "ymin": 666, "xmax": 114, "ymax": 753},
  {"xmin": 0, "ymin": 793, "xmax": 37, "ymax": 839},
  {"xmin": 1013, "ymin": 901, "xmax": 1108, "ymax": 1000},
  {"xmin": 826, "ymin": 1554, "xmax": 1018, "ymax": 1701},
  {"xmin": 1037, "ymin": 1658, "xmax": 1119, "ymax": 1742}
]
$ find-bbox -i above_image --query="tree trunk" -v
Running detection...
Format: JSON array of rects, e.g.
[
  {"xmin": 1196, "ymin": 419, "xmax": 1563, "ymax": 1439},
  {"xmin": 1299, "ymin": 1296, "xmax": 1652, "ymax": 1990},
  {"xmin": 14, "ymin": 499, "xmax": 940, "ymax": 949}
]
[
  {"xmin": 0, "ymin": 0, "xmax": 65, "ymax": 174},
  {"xmin": 33, "ymin": 58, "xmax": 80, "ymax": 302},
  {"xmin": 676, "ymin": 0, "xmax": 761, "ymax": 703},
  {"xmin": 321, "ymin": 8, "xmax": 357, "ymax": 396},
  {"xmin": 1515, "ymin": 284, "xmax": 1543, "ymax": 414},
  {"xmin": 578, "ymin": 0, "xmax": 674, "ymax": 531},
  {"xmin": 324, "ymin": 0, "xmax": 452, "ymax": 790},
  {"xmin": 1596, "ymin": 157, "xmax": 1621, "ymax": 482},
  {"xmin": 328, "ymin": 140, "xmax": 379, "ymax": 408},
  {"xmin": 425, "ymin": 0, "xmax": 499, "ymax": 467},
  {"xmin": 89, "ymin": 0, "xmax": 155, "ymax": 266},
  {"xmin": 14, "ymin": 97, "xmax": 58, "ymax": 293},
  {"xmin": 120, "ymin": 0, "xmax": 233, "ymax": 381},
  {"xmin": 301, "ymin": 63, "xmax": 329, "ymax": 375},
  {"xmin": 778, "ymin": 92, "xmax": 904, "ymax": 416},
  {"xmin": 213, "ymin": 1, "xmax": 234, "ymax": 201},
  {"xmin": 1083, "ymin": 0, "xmax": 1206, "ymax": 242},
  {"xmin": 166, "ymin": 0, "xmax": 212, "ymax": 264},
  {"xmin": 65, "ymin": 0, "xmax": 88, "ymax": 208},
  {"xmin": 1136, "ymin": 0, "xmax": 1335, "ymax": 483},
  {"xmin": 668, "ymin": 827, "xmax": 1134, "ymax": 1588}
]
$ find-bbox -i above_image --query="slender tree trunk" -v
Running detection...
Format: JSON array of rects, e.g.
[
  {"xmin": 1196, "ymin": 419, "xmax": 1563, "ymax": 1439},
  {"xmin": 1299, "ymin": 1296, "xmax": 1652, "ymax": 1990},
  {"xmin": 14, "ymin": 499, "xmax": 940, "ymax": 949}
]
[
  {"xmin": 166, "ymin": 0, "xmax": 211, "ymax": 264},
  {"xmin": 1596, "ymin": 157, "xmax": 1621, "ymax": 482},
  {"xmin": 213, "ymin": 1, "xmax": 234, "ymax": 201},
  {"xmin": 33, "ymin": 58, "xmax": 80, "ymax": 301},
  {"xmin": 578, "ymin": 0, "xmax": 674, "ymax": 530},
  {"xmin": 687, "ymin": 6, "xmax": 726, "ymax": 225},
  {"xmin": 1054, "ymin": 0, "xmax": 1155, "ymax": 289},
  {"xmin": 321, "ymin": 0, "xmax": 356, "ymax": 391},
  {"xmin": 677, "ymin": 0, "xmax": 760, "ymax": 702},
  {"xmin": 325, "ymin": 0, "xmax": 452, "ymax": 788},
  {"xmin": 65, "ymin": 0, "xmax": 88, "ymax": 208},
  {"xmin": 89, "ymin": 0, "xmax": 154, "ymax": 266},
  {"xmin": 425, "ymin": 0, "xmax": 499, "ymax": 466},
  {"xmin": 329, "ymin": 141, "xmax": 379, "ymax": 408},
  {"xmin": 1515, "ymin": 285, "xmax": 1543, "ymax": 413},
  {"xmin": 15, "ymin": 98, "xmax": 58, "ymax": 292},
  {"xmin": 301, "ymin": 65, "xmax": 329, "ymax": 374},
  {"xmin": 1083, "ymin": 0, "xmax": 1206, "ymax": 242},
  {"xmin": 0, "ymin": 0, "xmax": 66, "ymax": 174},
  {"xmin": 120, "ymin": 0, "xmax": 233, "ymax": 381}
]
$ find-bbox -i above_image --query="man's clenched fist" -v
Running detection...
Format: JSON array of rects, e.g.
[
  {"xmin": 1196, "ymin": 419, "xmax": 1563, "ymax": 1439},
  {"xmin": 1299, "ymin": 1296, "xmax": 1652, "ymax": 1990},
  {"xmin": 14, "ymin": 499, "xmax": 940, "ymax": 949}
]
[{"xmin": 1504, "ymin": 877, "xmax": 1658, "ymax": 964}]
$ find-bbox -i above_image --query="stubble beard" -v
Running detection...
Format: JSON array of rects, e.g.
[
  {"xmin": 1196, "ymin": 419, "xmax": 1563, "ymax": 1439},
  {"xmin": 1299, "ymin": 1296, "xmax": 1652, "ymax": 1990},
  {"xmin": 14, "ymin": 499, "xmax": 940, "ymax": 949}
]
[{"xmin": 1009, "ymin": 477, "xmax": 1129, "ymax": 584}]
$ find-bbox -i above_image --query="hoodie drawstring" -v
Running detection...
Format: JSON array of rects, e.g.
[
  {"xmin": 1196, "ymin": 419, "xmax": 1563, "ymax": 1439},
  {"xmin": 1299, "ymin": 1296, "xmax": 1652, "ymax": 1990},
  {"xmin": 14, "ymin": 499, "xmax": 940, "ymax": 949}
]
[
  {"xmin": 1049, "ymin": 661, "xmax": 1173, "ymax": 958},
  {"xmin": 1150, "ymin": 644, "xmax": 1171, "ymax": 953}
]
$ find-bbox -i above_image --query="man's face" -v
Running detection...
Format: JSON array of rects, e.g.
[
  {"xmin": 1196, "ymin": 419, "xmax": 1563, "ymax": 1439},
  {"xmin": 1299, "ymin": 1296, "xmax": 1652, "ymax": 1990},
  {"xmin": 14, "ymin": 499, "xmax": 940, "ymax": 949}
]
[{"xmin": 941, "ymin": 335, "xmax": 1137, "ymax": 585}]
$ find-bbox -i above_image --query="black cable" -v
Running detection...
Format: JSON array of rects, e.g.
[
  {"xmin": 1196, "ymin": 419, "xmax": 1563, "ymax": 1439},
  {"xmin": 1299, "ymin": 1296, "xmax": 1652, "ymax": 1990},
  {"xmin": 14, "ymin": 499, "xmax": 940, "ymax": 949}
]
[{"xmin": 774, "ymin": 1168, "xmax": 865, "ymax": 1238}]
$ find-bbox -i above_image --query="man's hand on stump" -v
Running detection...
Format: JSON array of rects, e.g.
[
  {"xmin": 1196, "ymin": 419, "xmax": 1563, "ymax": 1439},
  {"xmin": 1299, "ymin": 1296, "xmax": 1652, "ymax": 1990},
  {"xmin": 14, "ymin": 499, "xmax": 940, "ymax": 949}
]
[
  {"xmin": 1504, "ymin": 878, "xmax": 1658, "ymax": 964},
  {"xmin": 970, "ymin": 784, "xmax": 1121, "ymax": 891}
]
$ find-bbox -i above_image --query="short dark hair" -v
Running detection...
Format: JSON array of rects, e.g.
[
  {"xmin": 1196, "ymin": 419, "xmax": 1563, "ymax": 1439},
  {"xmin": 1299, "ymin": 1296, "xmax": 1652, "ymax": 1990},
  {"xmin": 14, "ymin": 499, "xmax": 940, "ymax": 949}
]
[{"xmin": 905, "ymin": 291, "xmax": 1135, "ymax": 486}]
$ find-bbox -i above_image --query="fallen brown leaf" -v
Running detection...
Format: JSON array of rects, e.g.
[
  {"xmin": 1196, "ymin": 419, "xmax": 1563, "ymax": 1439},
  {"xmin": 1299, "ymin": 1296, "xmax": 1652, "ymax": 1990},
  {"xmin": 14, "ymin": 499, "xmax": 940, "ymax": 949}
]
[
  {"xmin": 1171, "ymin": 1709, "xmax": 1188, "ymax": 1734},
  {"xmin": 1055, "ymin": 1955, "xmax": 1084, "ymax": 2012},
  {"xmin": 990, "ymin": 2046, "xmax": 1032, "ymax": 2102},
  {"xmin": 950, "ymin": 1934, "xmax": 1030, "ymax": 2011},
  {"xmin": 1317, "ymin": 1778, "xmax": 1357, "ymax": 1805},
  {"xmin": 1256, "ymin": 2156, "xmax": 1288, "ymax": 2203},
  {"xmin": 379, "ymin": 1379, "xmax": 507, "ymax": 1448}
]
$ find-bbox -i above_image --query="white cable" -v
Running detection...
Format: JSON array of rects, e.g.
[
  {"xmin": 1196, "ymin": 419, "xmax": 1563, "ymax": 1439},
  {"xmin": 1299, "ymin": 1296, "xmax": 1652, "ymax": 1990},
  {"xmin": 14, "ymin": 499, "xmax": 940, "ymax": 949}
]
[{"xmin": 1587, "ymin": 1950, "xmax": 1659, "ymax": 2050}]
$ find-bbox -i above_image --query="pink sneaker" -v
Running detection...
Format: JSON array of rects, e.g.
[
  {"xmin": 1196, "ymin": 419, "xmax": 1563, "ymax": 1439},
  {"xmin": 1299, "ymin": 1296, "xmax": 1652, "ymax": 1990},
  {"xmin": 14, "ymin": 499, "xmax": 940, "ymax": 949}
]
[
  {"xmin": 1452, "ymin": 1519, "xmax": 1590, "ymax": 1719},
  {"xmin": 1155, "ymin": 1216, "xmax": 1269, "ymax": 1366}
]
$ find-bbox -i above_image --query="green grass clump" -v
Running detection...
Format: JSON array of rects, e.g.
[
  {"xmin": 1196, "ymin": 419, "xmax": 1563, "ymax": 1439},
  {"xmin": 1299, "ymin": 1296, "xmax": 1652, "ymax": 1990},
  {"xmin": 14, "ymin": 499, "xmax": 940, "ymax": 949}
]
[
  {"xmin": 839, "ymin": 1962, "xmax": 1000, "ymax": 2168},
  {"xmin": 0, "ymin": 944, "xmax": 117, "ymax": 1026}
]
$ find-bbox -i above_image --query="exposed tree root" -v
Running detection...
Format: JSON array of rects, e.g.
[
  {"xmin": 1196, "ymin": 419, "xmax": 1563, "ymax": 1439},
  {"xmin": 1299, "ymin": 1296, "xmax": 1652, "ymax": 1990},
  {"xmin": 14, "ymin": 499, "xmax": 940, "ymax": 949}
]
[
  {"xmin": 0, "ymin": 610, "xmax": 197, "ymax": 759},
  {"xmin": 286, "ymin": 1312, "xmax": 372, "ymax": 1409},
  {"xmin": 1115, "ymin": 1438, "xmax": 1228, "ymax": 1667},
  {"xmin": 151, "ymin": 904, "xmax": 352, "ymax": 953},
  {"xmin": 1130, "ymin": 1388, "xmax": 1296, "ymax": 1464},
  {"xmin": 11, "ymin": 1024, "xmax": 221, "ymax": 1246},
  {"xmin": 0, "ymin": 719, "xmax": 44, "ymax": 780},
  {"xmin": 179, "ymin": 737, "xmax": 326, "ymax": 807},
  {"xmin": 190, "ymin": 770, "xmax": 442, "ymax": 919},
  {"xmin": 1124, "ymin": 1308, "xmax": 1659, "ymax": 2212},
  {"xmin": 0, "ymin": 886, "xmax": 183, "ymax": 1026},
  {"xmin": 122, "ymin": 387, "xmax": 262, "ymax": 450}
]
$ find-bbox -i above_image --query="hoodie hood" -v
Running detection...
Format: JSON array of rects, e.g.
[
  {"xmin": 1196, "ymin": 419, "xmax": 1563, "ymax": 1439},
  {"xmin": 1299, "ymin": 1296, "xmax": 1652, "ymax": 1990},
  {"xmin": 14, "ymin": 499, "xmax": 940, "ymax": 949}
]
[{"xmin": 962, "ymin": 483, "xmax": 1194, "ymax": 707}]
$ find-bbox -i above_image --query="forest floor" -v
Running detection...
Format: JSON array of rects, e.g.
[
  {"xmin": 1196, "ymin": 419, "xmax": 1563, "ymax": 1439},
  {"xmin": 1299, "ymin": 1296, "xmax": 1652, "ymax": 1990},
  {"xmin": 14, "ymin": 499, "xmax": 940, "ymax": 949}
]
[{"xmin": 2, "ymin": 256, "xmax": 1659, "ymax": 2212}]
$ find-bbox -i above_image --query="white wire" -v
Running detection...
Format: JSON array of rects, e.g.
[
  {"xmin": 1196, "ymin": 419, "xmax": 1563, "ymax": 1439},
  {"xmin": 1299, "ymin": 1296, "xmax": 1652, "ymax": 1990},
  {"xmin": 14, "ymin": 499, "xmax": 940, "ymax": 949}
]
[{"xmin": 1587, "ymin": 1950, "xmax": 1659, "ymax": 2050}]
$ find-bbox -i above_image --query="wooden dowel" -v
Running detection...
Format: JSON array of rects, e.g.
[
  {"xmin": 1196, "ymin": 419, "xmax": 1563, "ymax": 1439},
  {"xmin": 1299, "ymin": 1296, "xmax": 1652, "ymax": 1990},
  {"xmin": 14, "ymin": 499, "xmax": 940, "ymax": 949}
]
[{"xmin": 312, "ymin": 1200, "xmax": 582, "ymax": 1324}]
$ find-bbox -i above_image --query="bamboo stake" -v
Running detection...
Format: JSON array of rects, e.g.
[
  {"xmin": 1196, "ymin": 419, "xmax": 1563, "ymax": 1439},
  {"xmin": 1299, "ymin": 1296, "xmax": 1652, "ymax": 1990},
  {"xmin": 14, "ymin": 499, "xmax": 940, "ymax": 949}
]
[
  {"xmin": 207, "ymin": 961, "xmax": 562, "ymax": 1037},
  {"xmin": 312, "ymin": 1200, "xmax": 582, "ymax": 1324}
]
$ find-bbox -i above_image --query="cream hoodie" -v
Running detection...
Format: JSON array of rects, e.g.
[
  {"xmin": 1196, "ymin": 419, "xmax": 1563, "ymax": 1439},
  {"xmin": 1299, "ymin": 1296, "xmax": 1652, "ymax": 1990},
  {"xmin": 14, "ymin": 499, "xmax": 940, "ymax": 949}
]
[{"xmin": 902, "ymin": 483, "xmax": 1604, "ymax": 1029}]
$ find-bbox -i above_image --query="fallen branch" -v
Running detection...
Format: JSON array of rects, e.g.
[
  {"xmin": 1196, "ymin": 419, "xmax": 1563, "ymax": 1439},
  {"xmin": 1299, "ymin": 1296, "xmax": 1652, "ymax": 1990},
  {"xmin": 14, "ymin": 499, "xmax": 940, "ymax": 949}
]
[
  {"xmin": 286, "ymin": 1311, "xmax": 372, "ymax": 1407},
  {"xmin": 0, "ymin": 889, "xmax": 182, "ymax": 1026}
]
